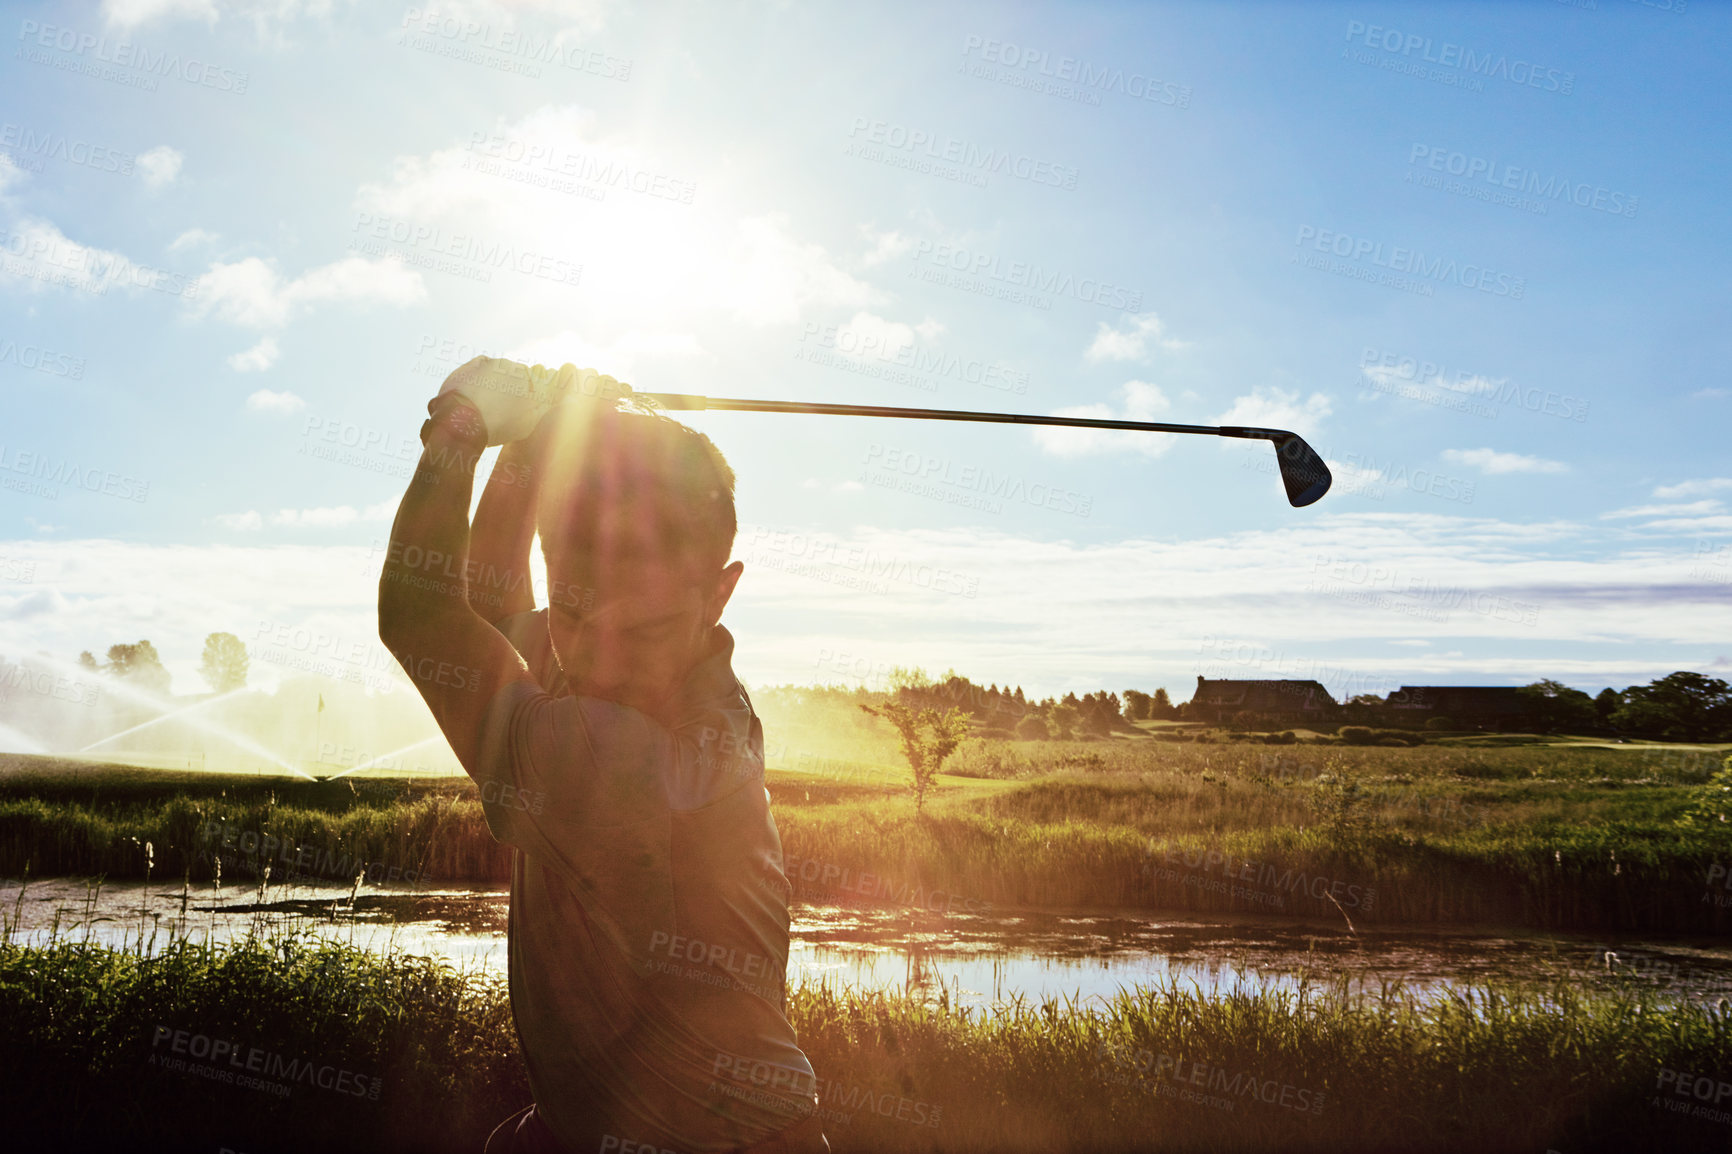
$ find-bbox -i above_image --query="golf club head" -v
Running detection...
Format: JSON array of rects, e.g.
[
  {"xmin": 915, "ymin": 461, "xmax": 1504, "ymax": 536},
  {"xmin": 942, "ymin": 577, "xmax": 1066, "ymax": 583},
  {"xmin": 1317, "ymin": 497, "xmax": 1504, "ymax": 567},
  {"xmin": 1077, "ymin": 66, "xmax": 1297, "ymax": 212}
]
[{"xmin": 1272, "ymin": 435, "xmax": 1332, "ymax": 507}]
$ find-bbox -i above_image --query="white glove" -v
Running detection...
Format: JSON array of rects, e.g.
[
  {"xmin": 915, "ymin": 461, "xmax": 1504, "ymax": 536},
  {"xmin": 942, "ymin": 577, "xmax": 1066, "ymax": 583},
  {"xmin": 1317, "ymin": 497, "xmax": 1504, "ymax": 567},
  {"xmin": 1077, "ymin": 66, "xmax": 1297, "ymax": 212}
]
[{"xmin": 431, "ymin": 356, "xmax": 573, "ymax": 446}]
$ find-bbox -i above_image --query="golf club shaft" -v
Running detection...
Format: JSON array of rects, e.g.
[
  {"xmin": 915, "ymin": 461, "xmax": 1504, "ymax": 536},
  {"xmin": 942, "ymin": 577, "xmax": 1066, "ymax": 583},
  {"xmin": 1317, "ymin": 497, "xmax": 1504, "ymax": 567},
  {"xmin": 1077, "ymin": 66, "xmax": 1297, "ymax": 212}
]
[{"xmin": 633, "ymin": 393, "xmax": 1290, "ymax": 443}]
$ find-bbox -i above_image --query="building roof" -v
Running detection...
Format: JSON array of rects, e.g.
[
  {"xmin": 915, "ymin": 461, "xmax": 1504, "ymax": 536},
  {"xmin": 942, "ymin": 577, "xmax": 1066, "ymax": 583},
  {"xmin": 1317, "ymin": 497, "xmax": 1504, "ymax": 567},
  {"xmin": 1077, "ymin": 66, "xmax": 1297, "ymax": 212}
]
[
  {"xmin": 1192, "ymin": 677, "xmax": 1338, "ymax": 711},
  {"xmin": 1384, "ymin": 686, "xmax": 1532, "ymax": 715}
]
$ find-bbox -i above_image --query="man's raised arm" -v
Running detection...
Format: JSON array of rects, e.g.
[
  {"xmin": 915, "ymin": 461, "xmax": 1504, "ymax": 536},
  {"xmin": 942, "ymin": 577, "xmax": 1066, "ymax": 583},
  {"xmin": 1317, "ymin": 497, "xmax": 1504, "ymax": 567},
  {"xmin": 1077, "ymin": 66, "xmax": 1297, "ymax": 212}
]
[
  {"xmin": 377, "ymin": 357, "xmax": 569, "ymax": 769},
  {"xmin": 465, "ymin": 436, "xmax": 542, "ymax": 625}
]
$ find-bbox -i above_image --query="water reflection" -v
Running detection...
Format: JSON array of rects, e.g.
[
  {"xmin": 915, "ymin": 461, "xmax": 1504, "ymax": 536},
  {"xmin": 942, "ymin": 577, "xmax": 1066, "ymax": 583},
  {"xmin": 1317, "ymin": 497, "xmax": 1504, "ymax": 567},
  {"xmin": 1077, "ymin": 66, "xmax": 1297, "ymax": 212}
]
[{"xmin": 7, "ymin": 877, "xmax": 1732, "ymax": 1009}]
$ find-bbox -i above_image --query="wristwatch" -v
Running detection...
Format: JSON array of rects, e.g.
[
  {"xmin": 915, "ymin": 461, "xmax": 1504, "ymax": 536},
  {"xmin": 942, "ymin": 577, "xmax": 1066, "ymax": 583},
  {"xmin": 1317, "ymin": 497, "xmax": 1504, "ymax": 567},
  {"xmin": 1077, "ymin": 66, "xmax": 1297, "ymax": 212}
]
[{"xmin": 421, "ymin": 393, "xmax": 489, "ymax": 450}]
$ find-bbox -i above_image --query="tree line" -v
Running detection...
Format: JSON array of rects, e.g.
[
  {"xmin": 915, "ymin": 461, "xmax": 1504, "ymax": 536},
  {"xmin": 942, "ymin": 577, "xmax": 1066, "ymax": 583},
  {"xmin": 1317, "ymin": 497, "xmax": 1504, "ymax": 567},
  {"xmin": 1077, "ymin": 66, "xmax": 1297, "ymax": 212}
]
[
  {"xmin": 882, "ymin": 667, "xmax": 1732, "ymax": 743},
  {"xmin": 71, "ymin": 633, "xmax": 249, "ymax": 696}
]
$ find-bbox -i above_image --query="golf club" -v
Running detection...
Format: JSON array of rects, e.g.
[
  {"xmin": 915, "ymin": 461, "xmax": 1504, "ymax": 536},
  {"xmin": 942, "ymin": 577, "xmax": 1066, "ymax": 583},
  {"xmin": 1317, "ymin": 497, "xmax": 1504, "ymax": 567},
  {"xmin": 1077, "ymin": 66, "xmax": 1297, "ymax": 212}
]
[{"xmin": 633, "ymin": 393, "xmax": 1334, "ymax": 508}]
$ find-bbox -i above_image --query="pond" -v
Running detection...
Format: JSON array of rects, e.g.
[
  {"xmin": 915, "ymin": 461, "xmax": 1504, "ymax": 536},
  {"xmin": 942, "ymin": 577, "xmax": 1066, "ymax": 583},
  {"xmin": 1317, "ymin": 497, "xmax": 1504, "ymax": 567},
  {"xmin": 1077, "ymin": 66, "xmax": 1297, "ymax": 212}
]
[{"xmin": 6, "ymin": 876, "xmax": 1730, "ymax": 1010}]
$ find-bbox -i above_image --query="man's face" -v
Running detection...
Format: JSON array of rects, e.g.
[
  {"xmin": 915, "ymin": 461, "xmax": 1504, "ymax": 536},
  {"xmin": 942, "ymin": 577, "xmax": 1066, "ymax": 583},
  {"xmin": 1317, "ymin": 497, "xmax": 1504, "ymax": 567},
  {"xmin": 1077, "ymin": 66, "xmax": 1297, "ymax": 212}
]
[{"xmin": 544, "ymin": 548, "xmax": 742, "ymax": 714}]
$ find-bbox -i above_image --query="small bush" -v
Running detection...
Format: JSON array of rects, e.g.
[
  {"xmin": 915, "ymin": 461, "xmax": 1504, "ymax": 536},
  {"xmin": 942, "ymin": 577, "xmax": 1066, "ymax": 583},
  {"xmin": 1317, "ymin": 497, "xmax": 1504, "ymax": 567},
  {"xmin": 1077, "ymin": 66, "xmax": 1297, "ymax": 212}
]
[
  {"xmin": 1339, "ymin": 726, "xmax": 1376, "ymax": 745},
  {"xmin": 1014, "ymin": 715, "xmax": 1050, "ymax": 741},
  {"xmin": 1424, "ymin": 716, "xmax": 1457, "ymax": 731},
  {"xmin": 1264, "ymin": 731, "xmax": 1297, "ymax": 745}
]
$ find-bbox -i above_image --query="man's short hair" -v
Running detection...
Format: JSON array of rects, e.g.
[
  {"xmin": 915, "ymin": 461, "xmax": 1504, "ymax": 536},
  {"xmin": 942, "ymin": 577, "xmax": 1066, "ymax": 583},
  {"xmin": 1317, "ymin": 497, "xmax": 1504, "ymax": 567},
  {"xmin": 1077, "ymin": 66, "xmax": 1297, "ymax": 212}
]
[{"xmin": 535, "ymin": 401, "xmax": 737, "ymax": 583}]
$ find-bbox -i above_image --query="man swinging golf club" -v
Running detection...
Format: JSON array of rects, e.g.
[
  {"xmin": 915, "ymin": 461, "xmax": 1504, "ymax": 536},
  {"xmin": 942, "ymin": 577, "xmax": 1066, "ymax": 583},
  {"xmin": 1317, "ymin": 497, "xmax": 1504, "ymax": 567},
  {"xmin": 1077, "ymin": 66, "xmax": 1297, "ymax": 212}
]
[{"xmin": 378, "ymin": 356, "xmax": 830, "ymax": 1154}]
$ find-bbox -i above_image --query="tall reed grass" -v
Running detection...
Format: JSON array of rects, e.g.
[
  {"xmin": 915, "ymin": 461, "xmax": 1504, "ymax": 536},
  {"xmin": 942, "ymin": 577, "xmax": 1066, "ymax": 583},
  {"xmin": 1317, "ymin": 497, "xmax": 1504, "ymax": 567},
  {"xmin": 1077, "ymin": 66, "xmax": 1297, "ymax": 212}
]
[{"xmin": 0, "ymin": 920, "xmax": 1725, "ymax": 1152}]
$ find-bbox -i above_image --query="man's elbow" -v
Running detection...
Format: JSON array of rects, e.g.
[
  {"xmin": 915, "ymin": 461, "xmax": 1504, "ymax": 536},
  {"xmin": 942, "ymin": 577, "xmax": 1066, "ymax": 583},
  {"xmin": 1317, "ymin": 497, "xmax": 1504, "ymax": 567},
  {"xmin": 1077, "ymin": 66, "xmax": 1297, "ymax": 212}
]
[{"xmin": 378, "ymin": 576, "xmax": 426, "ymax": 650}]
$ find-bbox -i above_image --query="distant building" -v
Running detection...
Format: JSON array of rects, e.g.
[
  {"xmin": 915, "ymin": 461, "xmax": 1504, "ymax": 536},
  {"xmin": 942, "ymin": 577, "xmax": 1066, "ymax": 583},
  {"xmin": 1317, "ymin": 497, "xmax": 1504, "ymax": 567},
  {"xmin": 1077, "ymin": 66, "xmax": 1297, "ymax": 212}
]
[
  {"xmin": 1189, "ymin": 677, "xmax": 1339, "ymax": 725},
  {"xmin": 1383, "ymin": 686, "xmax": 1534, "ymax": 730}
]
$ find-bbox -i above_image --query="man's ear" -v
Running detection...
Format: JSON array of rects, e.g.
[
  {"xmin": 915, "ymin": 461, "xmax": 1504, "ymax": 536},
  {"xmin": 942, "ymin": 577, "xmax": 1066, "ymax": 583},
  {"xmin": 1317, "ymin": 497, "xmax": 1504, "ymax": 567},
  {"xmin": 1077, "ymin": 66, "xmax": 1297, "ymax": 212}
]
[{"xmin": 706, "ymin": 560, "xmax": 744, "ymax": 625}]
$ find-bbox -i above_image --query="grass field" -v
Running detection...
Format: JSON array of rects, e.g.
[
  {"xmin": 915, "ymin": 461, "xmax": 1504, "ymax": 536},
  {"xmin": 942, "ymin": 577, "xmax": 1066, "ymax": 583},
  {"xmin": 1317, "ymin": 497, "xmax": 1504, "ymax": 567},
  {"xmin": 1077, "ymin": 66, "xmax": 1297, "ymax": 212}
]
[
  {"xmin": 3, "ymin": 729, "xmax": 1728, "ymax": 933},
  {"xmin": 0, "ymin": 923, "xmax": 1725, "ymax": 1153}
]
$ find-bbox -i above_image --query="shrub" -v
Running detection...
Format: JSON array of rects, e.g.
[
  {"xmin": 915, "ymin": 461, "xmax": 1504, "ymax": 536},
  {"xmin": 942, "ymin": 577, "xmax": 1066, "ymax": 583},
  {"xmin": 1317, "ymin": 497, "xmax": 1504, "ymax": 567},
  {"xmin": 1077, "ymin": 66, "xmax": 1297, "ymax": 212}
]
[
  {"xmin": 1424, "ymin": 716, "xmax": 1457, "ymax": 731},
  {"xmin": 1014, "ymin": 715, "xmax": 1050, "ymax": 741},
  {"xmin": 1264, "ymin": 731, "xmax": 1297, "ymax": 745},
  {"xmin": 1339, "ymin": 726, "xmax": 1376, "ymax": 745}
]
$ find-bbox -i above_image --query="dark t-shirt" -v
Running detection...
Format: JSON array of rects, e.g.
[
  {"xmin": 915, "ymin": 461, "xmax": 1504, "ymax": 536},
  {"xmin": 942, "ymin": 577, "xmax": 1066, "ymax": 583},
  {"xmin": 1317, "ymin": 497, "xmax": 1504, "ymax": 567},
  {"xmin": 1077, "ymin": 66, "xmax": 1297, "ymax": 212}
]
[{"xmin": 476, "ymin": 610, "xmax": 817, "ymax": 1153}]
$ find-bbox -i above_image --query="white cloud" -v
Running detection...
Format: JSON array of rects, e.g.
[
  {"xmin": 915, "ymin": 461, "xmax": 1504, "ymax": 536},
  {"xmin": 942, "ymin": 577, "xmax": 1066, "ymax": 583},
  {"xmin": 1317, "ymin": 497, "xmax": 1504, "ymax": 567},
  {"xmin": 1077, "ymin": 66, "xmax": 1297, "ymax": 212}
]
[
  {"xmin": 1213, "ymin": 386, "xmax": 1332, "ymax": 438},
  {"xmin": 1692, "ymin": 388, "xmax": 1729, "ymax": 400},
  {"xmin": 507, "ymin": 328, "xmax": 706, "ymax": 377},
  {"xmin": 1441, "ymin": 448, "xmax": 1569, "ymax": 476},
  {"xmin": 168, "ymin": 228, "xmax": 219, "ymax": 253},
  {"xmin": 191, "ymin": 255, "xmax": 425, "ymax": 329},
  {"xmin": 1033, "ymin": 381, "xmax": 1174, "ymax": 458},
  {"xmin": 246, "ymin": 388, "xmax": 304, "ymax": 414},
  {"xmin": 823, "ymin": 311, "xmax": 922, "ymax": 362},
  {"xmin": 1325, "ymin": 458, "xmax": 1392, "ymax": 498},
  {"xmin": 0, "ymin": 154, "xmax": 29, "ymax": 195},
  {"xmin": 1602, "ymin": 500, "xmax": 1723, "ymax": 521},
  {"xmin": 0, "ymin": 217, "xmax": 134, "ymax": 296},
  {"xmin": 859, "ymin": 227, "xmax": 914, "ymax": 267},
  {"xmin": 1084, "ymin": 312, "xmax": 1187, "ymax": 363},
  {"xmin": 102, "ymin": 0, "xmax": 378, "ymax": 40},
  {"xmin": 103, "ymin": 0, "xmax": 219, "ymax": 27},
  {"xmin": 137, "ymin": 146, "xmax": 183, "ymax": 189},
  {"xmin": 1653, "ymin": 477, "xmax": 1732, "ymax": 500},
  {"xmin": 228, "ymin": 337, "xmax": 280, "ymax": 372},
  {"xmin": 3, "ymin": 516, "xmax": 1730, "ymax": 700},
  {"xmin": 214, "ymin": 510, "xmax": 262, "ymax": 531},
  {"xmin": 724, "ymin": 213, "xmax": 878, "ymax": 326},
  {"xmin": 356, "ymin": 106, "xmax": 875, "ymax": 331}
]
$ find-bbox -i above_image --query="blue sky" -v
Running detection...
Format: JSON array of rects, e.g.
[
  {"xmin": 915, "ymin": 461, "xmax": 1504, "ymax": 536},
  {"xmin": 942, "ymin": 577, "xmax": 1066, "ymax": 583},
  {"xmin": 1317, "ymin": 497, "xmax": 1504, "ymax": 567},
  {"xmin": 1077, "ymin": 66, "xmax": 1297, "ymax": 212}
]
[{"xmin": 1, "ymin": 0, "xmax": 1728, "ymax": 704}]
